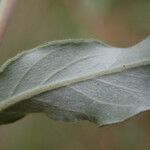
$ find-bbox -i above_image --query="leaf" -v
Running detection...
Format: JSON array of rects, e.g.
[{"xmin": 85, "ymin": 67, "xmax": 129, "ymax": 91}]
[{"xmin": 0, "ymin": 37, "xmax": 150, "ymax": 126}]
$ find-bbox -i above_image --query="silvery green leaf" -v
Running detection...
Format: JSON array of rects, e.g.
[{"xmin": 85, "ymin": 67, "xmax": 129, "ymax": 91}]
[{"xmin": 0, "ymin": 37, "xmax": 150, "ymax": 126}]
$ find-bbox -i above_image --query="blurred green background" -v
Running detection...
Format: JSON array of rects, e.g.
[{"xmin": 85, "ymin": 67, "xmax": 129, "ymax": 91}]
[{"xmin": 0, "ymin": 0, "xmax": 150, "ymax": 150}]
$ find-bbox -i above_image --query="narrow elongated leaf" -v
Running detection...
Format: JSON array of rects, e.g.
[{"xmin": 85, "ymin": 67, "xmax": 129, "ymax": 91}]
[{"xmin": 0, "ymin": 37, "xmax": 150, "ymax": 126}]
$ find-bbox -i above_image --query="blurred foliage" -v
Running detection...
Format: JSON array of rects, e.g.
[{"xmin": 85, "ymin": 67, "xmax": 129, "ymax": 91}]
[
  {"xmin": 65, "ymin": 0, "xmax": 149, "ymax": 46},
  {"xmin": 0, "ymin": 0, "xmax": 150, "ymax": 150}
]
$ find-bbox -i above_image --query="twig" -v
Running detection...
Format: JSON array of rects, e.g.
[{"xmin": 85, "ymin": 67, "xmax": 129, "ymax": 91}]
[{"xmin": 0, "ymin": 0, "xmax": 17, "ymax": 43}]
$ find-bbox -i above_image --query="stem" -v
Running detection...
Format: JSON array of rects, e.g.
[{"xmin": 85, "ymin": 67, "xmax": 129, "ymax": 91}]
[{"xmin": 0, "ymin": 0, "xmax": 17, "ymax": 43}]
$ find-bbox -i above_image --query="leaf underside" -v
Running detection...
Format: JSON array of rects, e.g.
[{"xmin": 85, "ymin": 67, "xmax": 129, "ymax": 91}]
[{"xmin": 0, "ymin": 38, "xmax": 150, "ymax": 126}]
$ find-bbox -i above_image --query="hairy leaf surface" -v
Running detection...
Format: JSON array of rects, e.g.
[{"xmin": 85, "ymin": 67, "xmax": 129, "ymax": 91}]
[{"xmin": 0, "ymin": 38, "xmax": 150, "ymax": 126}]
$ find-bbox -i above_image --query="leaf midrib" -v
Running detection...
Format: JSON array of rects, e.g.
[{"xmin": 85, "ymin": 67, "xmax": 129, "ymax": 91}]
[{"xmin": 0, "ymin": 59, "xmax": 149, "ymax": 112}]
